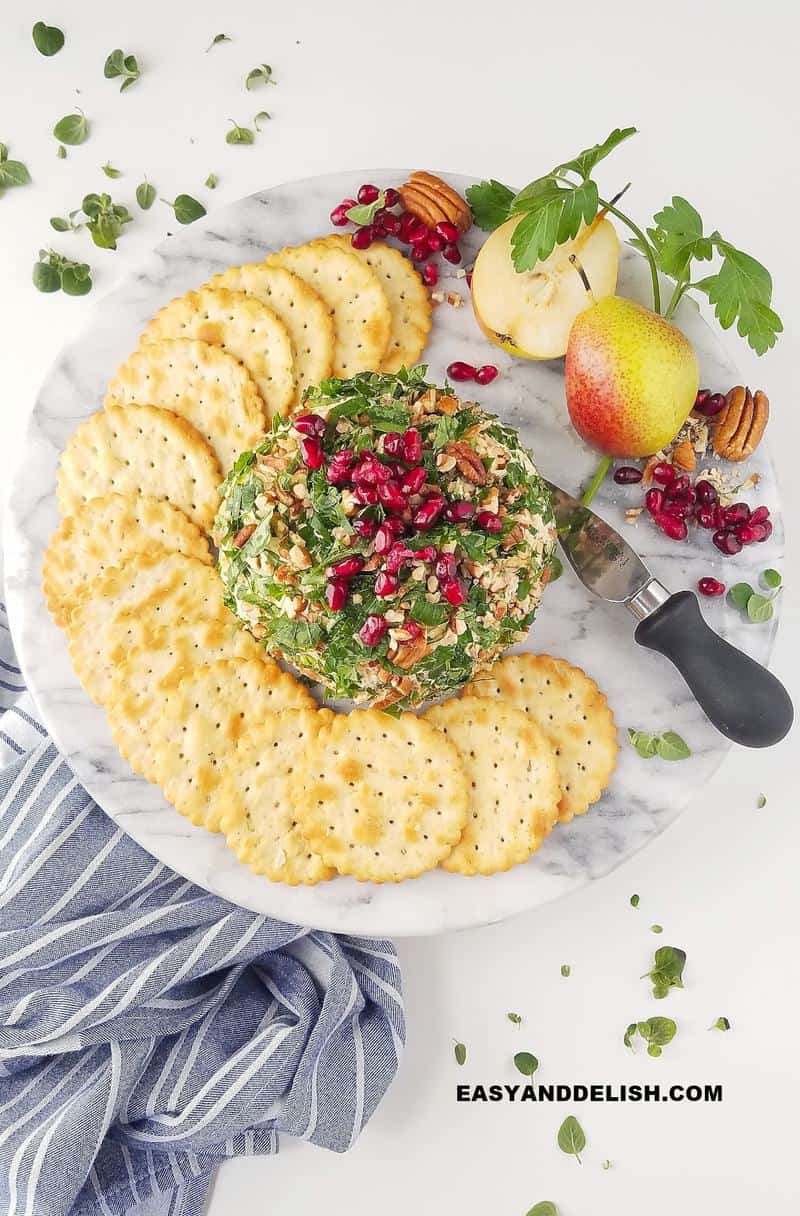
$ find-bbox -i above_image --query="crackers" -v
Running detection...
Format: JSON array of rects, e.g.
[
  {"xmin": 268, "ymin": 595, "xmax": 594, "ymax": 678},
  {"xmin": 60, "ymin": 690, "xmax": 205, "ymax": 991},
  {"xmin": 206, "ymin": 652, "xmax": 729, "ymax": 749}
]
[
  {"xmin": 57, "ymin": 404, "xmax": 222, "ymax": 532},
  {"xmin": 265, "ymin": 238, "xmax": 391, "ymax": 377},
  {"xmin": 43, "ymin": 494, "xmax": 211, "ymax": 627},
  {"xmin": 139, "ymin": 287, "xmax": 295, "ymax": 420},
  {"xmin": 104, "ymin": 338, "xmax": 265, "ymax": 471},
  {"xmin": 425, "ymin": 698, "xmax": 560, "ymax": 876},
  {"xmin": 325, "ymin": 236, "xmax": 431, "ymax": 373},
  {"xmin": 465, "ymin": 654, "xmax": 618, "ymax": 822},
  {"xmin": 290, "ymin": 709, "xmax": 468, "ymax": 882},
  {"xmin": 206, "ymin": 263, "xmax": 335, "ymax": 401}
]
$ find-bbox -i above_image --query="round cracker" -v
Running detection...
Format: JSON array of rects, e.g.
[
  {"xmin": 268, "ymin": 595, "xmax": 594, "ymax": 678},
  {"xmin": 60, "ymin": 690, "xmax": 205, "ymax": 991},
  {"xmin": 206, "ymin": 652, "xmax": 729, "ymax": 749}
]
[
  {"xmin": 43, "ymin": 494, "xmax": 212, "ymax": 628},
  {"xmin": 265, "ymin": 239, "xmax": 391, "ymax": 377},
  {"xmin": 57, "ymin": 404, "xmax": 222, "ymax": 532},
  {"xmin": 425, "ymin": 697, "xmax": 560, "ymax": 876},
  {"xmin": 290, "ymin": 709, "xmax": 468, "ymax": 882},
  {"xmin": 139, "ymin": 287, "xmax": 295, "ymax": 420},
  {"xmin": 104, "ymin": 338, "xmax": 265, "ymax": 472},
  {"xmin": 325, "ymin": 235, "xmax": 431, "ymax": 372},
  {"xmin": 464, "ymin": 654, "xmax": 618, "ymax": 823},
  {"xmin": 144, "ymin": 661, "xmax": 321, "ymax": 843},
  {"xmin": 65, "ymin": 552, "xmax": 229, "ymax": 705},
  {"xmin": 223, "ymin": 710, "xmax": 336, "ymax": 885},
  {"xmin": 206, "ymin": 263, "xmax": 335, "ymax": 401},
  {"xmin": 106, "ymin": 617, "xmax": 293, "ymax": 780}
]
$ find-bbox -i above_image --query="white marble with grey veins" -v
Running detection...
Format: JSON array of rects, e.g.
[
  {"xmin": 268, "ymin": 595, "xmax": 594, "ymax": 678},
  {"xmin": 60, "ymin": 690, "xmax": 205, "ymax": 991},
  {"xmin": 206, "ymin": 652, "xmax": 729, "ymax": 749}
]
[{"xmin": 3, "ymin": 171, "xmax": 783, "ymax": 936}]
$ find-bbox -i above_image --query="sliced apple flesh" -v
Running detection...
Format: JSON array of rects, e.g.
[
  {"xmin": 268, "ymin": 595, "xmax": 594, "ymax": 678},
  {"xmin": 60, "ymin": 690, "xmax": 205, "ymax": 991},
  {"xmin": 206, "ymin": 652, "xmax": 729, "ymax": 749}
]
[{"xmin": 471, "ymin": 213, "xmax": 620, "ymax": 360}]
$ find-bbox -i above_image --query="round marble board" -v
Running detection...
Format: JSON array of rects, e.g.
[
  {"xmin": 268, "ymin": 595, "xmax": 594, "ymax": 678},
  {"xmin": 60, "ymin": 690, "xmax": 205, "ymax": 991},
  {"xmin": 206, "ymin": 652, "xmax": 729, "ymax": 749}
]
[{"xmin": 3, "ymin": 171, "xmax": 783, "ymax": 937}]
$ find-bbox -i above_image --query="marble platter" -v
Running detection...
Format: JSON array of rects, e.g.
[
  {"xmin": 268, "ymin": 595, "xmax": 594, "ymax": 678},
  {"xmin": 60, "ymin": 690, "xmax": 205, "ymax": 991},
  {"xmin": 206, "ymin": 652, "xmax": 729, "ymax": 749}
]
[{"xmin": 3, "ymin": 170, "xmax": 783, "ymax": 937}]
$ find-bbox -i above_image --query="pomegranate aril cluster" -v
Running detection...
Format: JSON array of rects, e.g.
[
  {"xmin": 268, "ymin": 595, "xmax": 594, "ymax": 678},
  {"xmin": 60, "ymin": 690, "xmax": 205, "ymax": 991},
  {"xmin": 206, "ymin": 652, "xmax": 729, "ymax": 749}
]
[
  {"xmin": 329, "ymin": 181, "xmax": 464, "ymax": 280},
  {"xmin": 636, "ymin": 457, "xmax": 772, "ymax": 555}
]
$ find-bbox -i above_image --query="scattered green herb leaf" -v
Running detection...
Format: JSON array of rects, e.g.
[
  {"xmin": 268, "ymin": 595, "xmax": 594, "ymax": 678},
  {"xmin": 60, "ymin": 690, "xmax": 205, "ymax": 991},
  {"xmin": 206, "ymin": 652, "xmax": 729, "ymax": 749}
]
[
  {"xmin": 761, "ymin": 568, "xmax": 781, "ymax": 590},
  {"xmin": 101, "ymin": 162, "xmax": 122, "ymax": 179},
  {"xmin": 644, "ymin": 945, "xmax": 685, "ymax": 998},
  {"xmin": 56, "ymin": 144, "xmax": 66, "ymax": 159},
  {"xmin": 205, "ymin": 173, "xmax": 218, "ymax": 189},
  {"xmin": 53, "ymin": 111, "xmax": 89, "ymax": 146},
  {"xmin": 79, "ymin": 192, "xmax": 133, "ymax": 249},
  {"xmin": 226, "ymin": 120, "xmax": 255, "ymax": 145},
  {"xmin": 747, "ymin": 594, "xmax": 774, "ymax": 624},
  {"xmin": 526, "ymin": 1204, "xmax": 558, "ymax": 1216},
  {"xmin": 623, "ymin": 1022, "xmax": 637, "ymax": 1049},
  {"xmin": 560, "ymin": 964, "xmax": 570, "ymax": 977},
  {"xmin": 454, "ymin": 1041, "xmax": 467, "ymax": 1066},
  {"xmin": 513, "ymin": 1051, "xmax": 538, "ymax": 1078},
  {"xmin": 0, "ymin": 151, "xmax": 31, "ymax": 191},
  {"xmin": 136, "ymin": 179, "xmax": 156, "ymax": 210},
  {"xmin": 650, "ymin": 924, "xmax": 663, "ymax": 935},
  {"xmin": 32, "ymin": 21, "xmax": 64, "ymax": 56},
  {"xmin": 254, "ymin": 111, "xmax": 271, "ymax": 130},
  {"xmin": 626, "ymin": 1016, "xmax": 677, "ymax": 1057},
  {"xmin": 245, "ymin": 63, "xmax": 275, "ymax": 89},
  {"xmin": 729, "ymin": 582, "xmax": 754, "ymax": 610},
  {"xmin": 729, "ymin": 578, "xmax": 779, "ymax": 623},
  {"xmin": 507, "ymin": 1012, "xmax": 522, "ymax": 1026},
  {"xmin": 628, "ymin": 728, "xmax": 690, "ymax": 761},
  {"xmin": 602, "ymin": 1160, "xmax": 612, "ymax": 1171},
  {"xmin": 207, "ymin": 33, "xmax": 231, "ymax": 51},
  {"xmin": 33, "ymin": 249, "xmax": 92, "ymax": 296},
  {"xmin": 346, "ymin": 193, "xmax": 389, "ymax": 227},
  {"xmin": 557, "ymin": 1115, "xmax": 585, "ymax": 1164},
  {"xmin": 162, "ymin": 194, "xmax": 206, "ymax": 224},
  {"xmin": 49, "ymin": 212, "xmax": 81, "ymax": 232},
  {"xmin": 104, "ymin": 49, "xmax": 141, "ymax": 92},
  {"xmin": 757, "ymin": 793, "xmax": 767, "ymax": 809},
  {"xmin": 630, "ymin": 893, "xmax": 640, "ymax": 908},
  {"xmin": 710, "ymin": 1016, "xmax": 731, "ymax": 1031}
]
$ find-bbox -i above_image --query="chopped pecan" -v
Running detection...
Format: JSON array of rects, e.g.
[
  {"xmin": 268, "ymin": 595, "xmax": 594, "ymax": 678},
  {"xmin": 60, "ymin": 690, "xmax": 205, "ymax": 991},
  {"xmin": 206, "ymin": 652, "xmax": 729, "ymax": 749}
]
[
  {"xmin": 445, "ymin": 441, "xmax": 488, "ymax": 485},
  {"xmin": 436, "ymin": 395, "xmax": 460, "ymax": 416},
  {"xmin": 392, "ymin": 636, "xmax": 429, "ymax": 669},
  {"xmin": 671, "ymin": 439, "xmax": 696, "ymax": 472},
  {"xmin": 713, "ymin": 387, "xmax": 769, "ymax": 462},
  {"xmin": 500, "ymin": 524, "xmax": 525, "ymax": 550},
  {"xmin": 232, "ymin": 523, "xmax": 256, "ymax": 548}
]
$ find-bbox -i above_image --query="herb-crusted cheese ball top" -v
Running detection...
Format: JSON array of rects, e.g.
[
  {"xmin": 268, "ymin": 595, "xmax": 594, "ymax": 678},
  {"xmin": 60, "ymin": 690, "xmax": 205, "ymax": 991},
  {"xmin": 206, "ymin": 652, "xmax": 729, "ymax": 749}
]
[{"xmin": 214, "ymin": 368, "xmax": 556, "ymax": 709}]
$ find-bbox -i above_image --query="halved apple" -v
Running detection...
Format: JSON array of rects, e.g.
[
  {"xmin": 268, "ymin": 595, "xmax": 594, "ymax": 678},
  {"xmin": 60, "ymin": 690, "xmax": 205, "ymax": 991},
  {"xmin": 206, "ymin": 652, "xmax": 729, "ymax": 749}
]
[{"xmin": 471, "ymin": 213, "xmax": 620, "ymax": 360}]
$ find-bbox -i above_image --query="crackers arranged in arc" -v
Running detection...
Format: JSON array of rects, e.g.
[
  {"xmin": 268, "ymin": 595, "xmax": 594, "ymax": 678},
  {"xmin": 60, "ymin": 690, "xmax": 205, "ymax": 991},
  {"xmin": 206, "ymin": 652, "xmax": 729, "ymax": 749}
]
[{"xmin": 44, "ymin": 179, "xmax": 619, "ymax": 889}]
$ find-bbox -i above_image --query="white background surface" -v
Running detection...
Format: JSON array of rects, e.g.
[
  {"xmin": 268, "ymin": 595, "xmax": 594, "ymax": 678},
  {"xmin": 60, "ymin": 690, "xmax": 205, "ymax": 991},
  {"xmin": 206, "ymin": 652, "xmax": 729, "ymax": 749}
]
[{"xmin": 1, "ymin": 1, "xmax": 798, "ymax": 1212}]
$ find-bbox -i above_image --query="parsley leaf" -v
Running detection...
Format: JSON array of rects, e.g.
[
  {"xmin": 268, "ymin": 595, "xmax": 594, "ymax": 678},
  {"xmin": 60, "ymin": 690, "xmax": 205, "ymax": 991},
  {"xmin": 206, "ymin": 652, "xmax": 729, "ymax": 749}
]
[
  {"xmin": 552, "ymin": 125, "xmax": 638, "ymax": 180},
  {"xmin": 647, "ymin": 196, "xmax": 714, "ymax": 280},
  {"xmin": 695, "ymin": 243, "xmax": 782, "ymax": 354},
  {"xmin": 465, "ymin": 178, "xmax": 515, "ymax": 231}
]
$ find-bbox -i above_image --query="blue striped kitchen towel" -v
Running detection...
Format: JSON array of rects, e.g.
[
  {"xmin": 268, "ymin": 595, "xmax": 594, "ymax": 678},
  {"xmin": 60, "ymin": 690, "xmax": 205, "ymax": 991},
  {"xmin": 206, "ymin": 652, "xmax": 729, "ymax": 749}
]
[{"xmin": 0, "ymin": 587, "xmax": 404, "ymax": 1216}]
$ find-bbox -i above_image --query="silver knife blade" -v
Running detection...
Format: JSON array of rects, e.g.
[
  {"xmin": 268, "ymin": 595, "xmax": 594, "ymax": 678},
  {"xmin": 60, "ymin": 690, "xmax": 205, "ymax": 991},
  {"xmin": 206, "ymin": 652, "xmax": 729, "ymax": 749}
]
[{"xmin": 545, "ymin": 479, "xmax": 654, "ymax": 606}]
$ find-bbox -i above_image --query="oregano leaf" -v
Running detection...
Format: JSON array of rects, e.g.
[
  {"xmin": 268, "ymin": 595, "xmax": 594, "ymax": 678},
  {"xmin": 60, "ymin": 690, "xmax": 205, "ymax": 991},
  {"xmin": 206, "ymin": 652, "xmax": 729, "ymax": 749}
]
[
  {"xmin": 513, "ymin": 1051, "xmax": 538, "ymax": 1078},
  {"xmin": 32, "ymin": 21, "xmax": 65, "ymax": 56},
  {"xmin": 136, "ymin": 180, "xmax": 156, "ymax": 210},
  {"xmin": 53, "ymin": 112, "xmax": 89, "ymax": 146},
  {"xmin": 454, "ymin": 1041, "xmax": 466, "ymax": 1066},
  {"xmin": 557, "ymin": 1115, "xmax": 585, "ymax": 1163}
]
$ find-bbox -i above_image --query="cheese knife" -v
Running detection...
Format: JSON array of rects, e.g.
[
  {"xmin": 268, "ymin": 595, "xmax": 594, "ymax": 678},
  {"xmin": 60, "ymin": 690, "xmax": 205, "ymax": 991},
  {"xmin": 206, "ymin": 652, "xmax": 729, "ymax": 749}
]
[{"xmin": 545, "ymin": 480, "xmax": 793, "ymax": 748}]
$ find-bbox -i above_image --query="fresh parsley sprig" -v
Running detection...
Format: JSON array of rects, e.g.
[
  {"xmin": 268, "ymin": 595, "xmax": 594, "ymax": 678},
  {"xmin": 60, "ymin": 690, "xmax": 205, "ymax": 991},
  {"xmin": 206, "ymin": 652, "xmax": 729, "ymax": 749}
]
[{"xmin": 466, "ymin": 126, "xmax": 782, "ymax": 354}]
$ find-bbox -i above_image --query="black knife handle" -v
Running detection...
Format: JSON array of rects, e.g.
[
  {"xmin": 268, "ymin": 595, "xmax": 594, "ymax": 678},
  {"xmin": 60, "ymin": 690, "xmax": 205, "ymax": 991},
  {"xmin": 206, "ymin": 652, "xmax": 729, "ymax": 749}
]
[{"xmin": 634, "ymin": 591, "xmax": 793, "ymax": 748}]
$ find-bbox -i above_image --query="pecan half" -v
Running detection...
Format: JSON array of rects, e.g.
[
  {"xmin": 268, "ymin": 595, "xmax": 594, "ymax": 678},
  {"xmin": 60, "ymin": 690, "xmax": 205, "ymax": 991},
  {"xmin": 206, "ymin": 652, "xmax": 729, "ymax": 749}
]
[
  {"xmin": 399, "ymin": 172, "xmax": 472, "ymax": 234},
  {"xmin": 392, "ymin": 635, "xmax": 429, "ymax": 669},
  {"xmin": 500, "ymin": 523, "xmax": 525, "ymax": 550},
  {"xmin": 671, "ymin": 439, "xmax": 696, "ymax": 472},
  {"xmin": 445, "ymin": 441, "xmax": 488, "ymax": 485},
  {"xmin": 713, "ymin": 386, "xmax": 769, "ymax": 462},
  {"xmin": 232, "ymin": 523, "xmax": 256, "ymax": 548}
]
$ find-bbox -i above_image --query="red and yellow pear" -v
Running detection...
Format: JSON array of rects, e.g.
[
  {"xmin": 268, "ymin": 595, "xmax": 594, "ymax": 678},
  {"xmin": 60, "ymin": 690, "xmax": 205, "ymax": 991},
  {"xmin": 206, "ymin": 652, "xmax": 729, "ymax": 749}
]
[{"xmin": 565, "ymin": 296, "xmax": 699, "ymax": 457}]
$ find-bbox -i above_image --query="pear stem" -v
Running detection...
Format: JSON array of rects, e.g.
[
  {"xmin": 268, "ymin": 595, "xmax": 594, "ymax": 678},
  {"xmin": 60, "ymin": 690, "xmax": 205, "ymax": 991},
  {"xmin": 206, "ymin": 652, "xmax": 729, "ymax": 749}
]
[
  {"xmin": 581, "ymin": 455, "xmax": 612, "ymax": 508},
  {"xmin": 569, "ymin": 253, "xmax": 595, "ymax": 301}
]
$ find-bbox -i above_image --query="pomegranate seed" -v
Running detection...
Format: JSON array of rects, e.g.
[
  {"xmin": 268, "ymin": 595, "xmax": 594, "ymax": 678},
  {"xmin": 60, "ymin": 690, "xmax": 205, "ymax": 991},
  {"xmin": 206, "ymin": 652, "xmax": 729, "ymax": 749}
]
[
  {"xmin": 758, "ymin": 520, "xmax": 773, "ymax": 541},
  {"xmin": 413, "ymin": 545, "xmax": 437, "ymax": 561},
  {"xmin": 372, "ymin": 209, "xmax": 389, "ymax": 236},
  {"xmin": 325, "ymin": 579, "xmax": 348, "ymax": 611},
  {"xmin": 383, "ymin": 432, "xmax": 406, "ymax": 458},
  {"xmin": 442, "ymin": 244, "xmax": 462, "ymax": 264},
  {"xmin": 353, "ymin": 484, "xmax": 378, "ymax": 505},
  {"xmin": 403, "ymin": 620, "xmax": 423, "ymax": 639},
  {"xmin": 358, "ymin": 614, "xmax": 388, "ymax": 647},
  {"xmin": 413, "ymin": 495, "xmax": 445, "ymax": 530},
  {"xmin": 384, "ymin": 187, "xmax": 400, "ymax": 207},
  {"xmin": 663, "ymin": 498, "xmax": 692, "ymax": 519},
  {"xmin": 400, "ymin": 465, "xmax": 426, "ymax": 495},
  {"xmin": 300, "ymin": 436, "xmax": 324, "ymax": 469},
  {"xmin": 339, "ymin": 197, "xmax": 357, "ymax": 209},
  {"xmin": 398, "ymin": 211, "xmax": 417, "ymax": 241},
  {"xmin": 614, "ymin": 465, "xmax": 643, "ymax": 485},
  {"xmin": 476, "ymin": 510, "xmax": 503, "ymax": 534},
  {"xmin": 377, "ymin": 479, "xmax": 407, "ymax": 513},
  {"xmin": 384, "ymin": 517, "xmax": 406, "ymax": 536},
  {"xmin": 698, "ymin": 577, "xmax": 726, "ymax": 597},
  {"xmin": 327, "ymin": 454, "xmax": 355, "ymax": 485},
  {"xmin": 447, "ymin": 360, "xmax": 477, "ymax": 382},
  {"xmin": 713, "ymin": 506, "xmax": 728, "ymax": 529},
  {"xmin": 724, "ymin": 502, "xmax": 750, "ymax": 526},
  {"xmin": 735, "ymin": 523, "xmax": 761, "ymax": 545},
  {"xmin": 411, "ymin": 244, "xmax": 430, "ymax": 263},
  {"xmin": 385, "ymin": 543, "xmax": 412, "ymax": 574},
  {"xmin": 426, "ymin": 230, "xmax": 445, "ymax": 252},
  {"xmin": 422, "ymin": 263, "xmax": 438, "ymax": 287},
  {"xmin": 435, "ymin": 552, "xmax": 457, "ymax": 581},
  {"xmin": 444, "ymin": 500, "xmax": 475, "ymax": 523},
  {"xmin": 695, "ymin": 505, "xmax": 717, "ymax": 529},
  {"xmin": 474, "ymin": 365, "xmax": 499, "ymax": 386},
  {"xmin": 352, "ymin": 513, "xmax": 378, "ymax": 539},
  {"xmin": 465, "ymin": 270, "xmax": 473, "ymax": 288},
  {"xmin": 441, "ymin": 577, "xmax": 467, "ymax": 606},
  {"xmin": 375, "ymin": 570, "xmax": 399, "ymax": 597},
  {"xmin": 750, "ymin": 505, "xmax": 770, "ymax": 524},
  {"xmin": 655, "ymin": 513, "xmax": 688, "ymax": 541},
  {"xmin": 645, "ymin": 488, "xmax": 664, "ymax": 515},
  {"xmin": 357, "ymin": 183, "xmax": 380, "ymax": 204},
  {"xmin": 330, "ymin": 204, "xmax": 350, "ymax": 227},
  {"xmin": 695, "ymin": 391, "xmax": 727, "ymax": 417},
  {"xmin": 403, "ymin": 428, "xmax": 422, "ymax": 462},
  {"xmin": 328, "ymin": 555, "xmax": 365, "ymax": 579},
  {"xmin": 695, "ymin": 479, "xmax": 718, "ymax": 506},
  {"xmin": 713, "ymin": 529, "xmax": 742, "ymax": 556},
  {"xmin": 435, "ymin": 220, "xmax": 461, "ymax": 244},
  {"xmin": 293, "ymin": 413, "xmax": 326, "ymax": 437},
  {"xmin": 374, "ymin": 523, "xmax": 396, "ymax": 555},
  {"xmin": 407, "ymin": 219, "xmax": 430, "ymax": 245},
  {"xmin": 652, "ymin": 462, "xmax": 675, "ymax": 485},
  {"xmin": 670, "ymin": 475, "xmax": 691, "ymax": 496},
  {"xmin": 694, "ymin": 389, "xmax": 710, "ymax": 410},
  {"xmin": 351, "ymin": 225, "xmax": 374, "ymax": 250},
  {"xmin": 381, "ymin": 211, "xmax": 400, "ymax": 236},
  {"xmin": 353, "ymin": 455, "xmax": 391, "ymax": 485}
]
